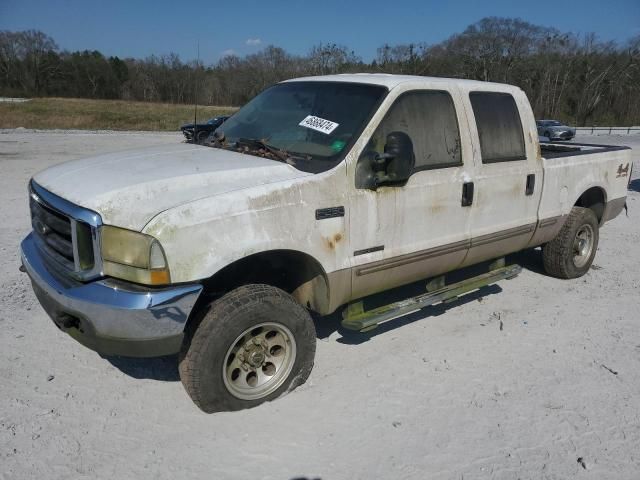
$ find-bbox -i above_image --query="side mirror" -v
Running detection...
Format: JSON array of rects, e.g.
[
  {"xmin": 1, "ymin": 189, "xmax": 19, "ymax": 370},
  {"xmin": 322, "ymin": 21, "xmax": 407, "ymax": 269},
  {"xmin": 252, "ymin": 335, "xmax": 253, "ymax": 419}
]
[
  {"xmin": 373, "ymin": 131, "xmax": 415, "ymax": 187},
  {"xmin": 355, "ymin": 131, "xmax": 415, "ymax": 190}
]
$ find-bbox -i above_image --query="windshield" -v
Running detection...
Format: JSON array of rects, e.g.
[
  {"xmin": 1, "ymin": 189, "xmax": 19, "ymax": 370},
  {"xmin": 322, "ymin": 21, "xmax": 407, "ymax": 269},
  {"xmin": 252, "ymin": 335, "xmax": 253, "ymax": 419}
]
[
  {"xmin": 212, "ymin": 81, "xmax": 387, "ymax": 173},
  {"xmin": 547, "ymin": 121, "xmax": 563, "ymax": 126}
]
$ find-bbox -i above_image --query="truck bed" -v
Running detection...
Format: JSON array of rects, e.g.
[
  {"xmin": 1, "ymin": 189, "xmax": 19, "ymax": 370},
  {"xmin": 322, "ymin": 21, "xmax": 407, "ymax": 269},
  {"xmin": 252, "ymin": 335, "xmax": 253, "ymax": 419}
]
[
  {"xmin": 536, "ymin": 140, "xmax": 632, "ymax": 231},
  {"xmin": 541, "ymin": 141, "xmax": 631, "ymax": 159}
]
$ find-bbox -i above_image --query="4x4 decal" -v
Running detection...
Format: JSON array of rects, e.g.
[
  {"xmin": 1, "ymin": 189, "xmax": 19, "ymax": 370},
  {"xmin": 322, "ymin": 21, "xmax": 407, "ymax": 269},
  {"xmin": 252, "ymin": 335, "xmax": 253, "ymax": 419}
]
[{"xmin": 616, "ymin": 163, "xmax": 630, "ymax": 178}]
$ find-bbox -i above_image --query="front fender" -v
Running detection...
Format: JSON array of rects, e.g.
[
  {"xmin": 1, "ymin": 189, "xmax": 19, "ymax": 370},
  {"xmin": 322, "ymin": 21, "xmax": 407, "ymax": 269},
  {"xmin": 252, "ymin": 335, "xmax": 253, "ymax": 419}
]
[{"xmin": 143, "ymin": 172, "xmax": 349, "ymax": 285}]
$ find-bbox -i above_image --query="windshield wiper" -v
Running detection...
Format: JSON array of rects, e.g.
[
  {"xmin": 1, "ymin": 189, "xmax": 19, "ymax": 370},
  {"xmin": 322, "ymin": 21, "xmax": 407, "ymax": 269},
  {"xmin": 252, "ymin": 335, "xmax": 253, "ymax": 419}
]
[{"xmin": 235, "ymin": 138, "xmax": 308, "ymax": 165}]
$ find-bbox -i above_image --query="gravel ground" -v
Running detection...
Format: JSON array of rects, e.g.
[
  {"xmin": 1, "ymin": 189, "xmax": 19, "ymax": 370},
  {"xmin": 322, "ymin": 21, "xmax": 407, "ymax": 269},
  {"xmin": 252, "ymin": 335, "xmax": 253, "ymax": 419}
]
[{"xmin": 1, "ymin": 130, "xmax": 639, "ymax": 480}]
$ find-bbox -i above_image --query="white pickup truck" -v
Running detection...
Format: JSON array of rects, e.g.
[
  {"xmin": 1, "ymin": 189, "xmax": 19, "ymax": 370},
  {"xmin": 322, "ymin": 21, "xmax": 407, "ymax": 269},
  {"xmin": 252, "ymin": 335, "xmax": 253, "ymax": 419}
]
[{"xmin": 21, "ymin": 74, "xmax": 633, "ymax": 412}]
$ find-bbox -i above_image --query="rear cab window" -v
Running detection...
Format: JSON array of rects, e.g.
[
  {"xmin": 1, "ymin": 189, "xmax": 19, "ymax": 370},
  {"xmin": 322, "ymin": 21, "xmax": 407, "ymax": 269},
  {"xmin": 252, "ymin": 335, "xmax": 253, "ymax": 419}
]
[{"xmin": 469, "ymin": 92, "xmax": 526, "ymax": 163}]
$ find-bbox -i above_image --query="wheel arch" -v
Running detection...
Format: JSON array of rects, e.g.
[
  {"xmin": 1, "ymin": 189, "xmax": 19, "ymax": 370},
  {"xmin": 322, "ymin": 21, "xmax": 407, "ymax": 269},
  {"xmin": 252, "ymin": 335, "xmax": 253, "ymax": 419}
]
[
  {"xmin": 195, "ymin": 249, "xmax": 331, "ymax": 318},
  {"xmin": 573, "ymin": 186, "xmax": 607, "ymax": 224}
]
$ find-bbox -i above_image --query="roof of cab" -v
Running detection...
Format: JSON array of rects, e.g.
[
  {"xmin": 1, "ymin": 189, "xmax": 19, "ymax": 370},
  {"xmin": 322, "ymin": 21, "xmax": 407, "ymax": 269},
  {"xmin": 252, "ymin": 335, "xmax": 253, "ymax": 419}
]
[{"xmin": 284, "ymin": 73, "xmax": 518, "ymax": 91}]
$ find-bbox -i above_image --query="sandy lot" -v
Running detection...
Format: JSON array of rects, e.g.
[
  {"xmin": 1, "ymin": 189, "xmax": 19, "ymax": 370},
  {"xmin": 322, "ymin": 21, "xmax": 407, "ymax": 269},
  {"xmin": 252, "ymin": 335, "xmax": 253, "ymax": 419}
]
[{"xmin": 1, "ymin": 130, "xmax": 639, "ymax": 480}]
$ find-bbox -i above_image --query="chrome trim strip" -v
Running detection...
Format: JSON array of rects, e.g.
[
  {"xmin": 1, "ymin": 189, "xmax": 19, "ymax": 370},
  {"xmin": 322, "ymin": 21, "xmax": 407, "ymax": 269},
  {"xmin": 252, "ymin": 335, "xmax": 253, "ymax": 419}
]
[
  {"xmin": 355, "ymin": 222, "xmax": 538, "ymax": 277},
  {"xmin": 470, "ymin": 223, "xmax": 536, "ymax": 248},
  {"xmin": 356, "ymin": 239, "xmax": 468, "ymax": 277},
  {"xmin": 70, "ymin": 218, "xmax": 80, "ymax": 271},
  {"xmin": 30, "ymin": 180, "xmax": 104, "ymax": 280},
  {"xmin": 30, "ymin": 180, "xmax": 101, "ymax": 226},
  {"xmin": 539, "ymin": 217, "xmax": 559, "ymax": 228}
]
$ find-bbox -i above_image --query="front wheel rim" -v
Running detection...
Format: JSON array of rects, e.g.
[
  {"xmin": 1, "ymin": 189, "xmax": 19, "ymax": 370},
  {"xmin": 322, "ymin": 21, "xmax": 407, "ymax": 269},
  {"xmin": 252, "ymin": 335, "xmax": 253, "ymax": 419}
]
[
  {"xmin": 573, "ymin": 224, "xmax": 595, "ymax": 268},
  {"xmin": 222, "ymin": 322, "xmax": 297, "ymax": 401}
]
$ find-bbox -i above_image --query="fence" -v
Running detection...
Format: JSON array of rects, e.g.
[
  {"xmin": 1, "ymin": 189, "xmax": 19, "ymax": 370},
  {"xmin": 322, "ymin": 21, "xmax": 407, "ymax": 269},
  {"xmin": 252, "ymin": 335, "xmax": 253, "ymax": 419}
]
[{"xmin": 576, "ymin": 127, "xmax": 640, "ymax": 135}]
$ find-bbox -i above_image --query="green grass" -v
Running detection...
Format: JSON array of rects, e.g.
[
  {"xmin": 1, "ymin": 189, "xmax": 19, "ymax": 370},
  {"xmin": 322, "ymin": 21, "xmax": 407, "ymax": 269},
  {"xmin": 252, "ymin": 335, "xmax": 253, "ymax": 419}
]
[{"xmin": 0, "ymin": 97, "xmax": 238, "ymax": 131}]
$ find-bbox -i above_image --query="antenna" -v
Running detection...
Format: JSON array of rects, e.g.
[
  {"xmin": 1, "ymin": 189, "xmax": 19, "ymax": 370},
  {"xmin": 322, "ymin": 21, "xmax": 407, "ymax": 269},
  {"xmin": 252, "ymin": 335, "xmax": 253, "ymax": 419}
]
[{"xmin": 193, "ymin": 40, "xmax": 200, "ymax": 143}]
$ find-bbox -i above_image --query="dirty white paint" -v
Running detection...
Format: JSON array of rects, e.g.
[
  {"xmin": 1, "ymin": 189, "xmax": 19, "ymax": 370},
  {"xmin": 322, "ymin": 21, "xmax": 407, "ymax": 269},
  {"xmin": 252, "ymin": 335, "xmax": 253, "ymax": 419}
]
[
  {"xmin": 34, "ymin": 144, "xmax": 312, "ymax": 230},
  {"xmin": 30, "ymin": 74, "xmax": 633, "ymax": 304},
  {"xmin": 538, "ymin": 149, "xmax": 630, "ymax": 221},
  {"xmin": 143, "ymin": 162, "xmax": 350, "ymax": 283}
]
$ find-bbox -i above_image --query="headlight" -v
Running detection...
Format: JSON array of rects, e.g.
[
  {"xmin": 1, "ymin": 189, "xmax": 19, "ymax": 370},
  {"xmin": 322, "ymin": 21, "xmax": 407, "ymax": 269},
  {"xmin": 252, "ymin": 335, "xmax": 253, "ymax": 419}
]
[{"xmin": 100, "ymin": 226, "xmax": 171, "ymax": 285}]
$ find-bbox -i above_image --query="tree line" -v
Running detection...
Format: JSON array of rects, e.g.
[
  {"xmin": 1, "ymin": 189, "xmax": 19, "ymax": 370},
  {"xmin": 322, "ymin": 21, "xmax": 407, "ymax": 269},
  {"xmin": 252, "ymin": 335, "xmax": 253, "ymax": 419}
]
[{"xmin": 1, "ymin": 18, "xmax": 639, "ymax": 126}]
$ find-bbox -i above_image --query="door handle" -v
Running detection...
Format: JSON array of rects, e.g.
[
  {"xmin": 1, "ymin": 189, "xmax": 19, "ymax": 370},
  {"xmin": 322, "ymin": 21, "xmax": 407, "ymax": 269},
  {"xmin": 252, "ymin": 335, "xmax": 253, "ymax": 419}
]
[
  {"xmin": 525, "ymin": 174, "xmax": 535, "ymax": 196},
  {"xmin": 461, "ymin": 182, "xmax": 474, "ymax": 207}
]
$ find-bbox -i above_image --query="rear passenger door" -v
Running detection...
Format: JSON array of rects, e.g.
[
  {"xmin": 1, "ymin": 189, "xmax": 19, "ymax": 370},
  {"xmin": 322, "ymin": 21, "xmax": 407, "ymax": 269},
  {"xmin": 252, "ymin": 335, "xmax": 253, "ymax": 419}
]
[{"xmin": 461, "ymin": 90, "xmax": 543, "ymax": 267}]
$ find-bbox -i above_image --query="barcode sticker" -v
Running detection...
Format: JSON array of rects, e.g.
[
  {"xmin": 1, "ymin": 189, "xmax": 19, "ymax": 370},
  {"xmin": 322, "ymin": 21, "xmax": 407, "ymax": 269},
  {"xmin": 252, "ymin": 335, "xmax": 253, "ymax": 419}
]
[{"xmin": 299, "ymin": 115, "xmax": 339, "ymax": 135}]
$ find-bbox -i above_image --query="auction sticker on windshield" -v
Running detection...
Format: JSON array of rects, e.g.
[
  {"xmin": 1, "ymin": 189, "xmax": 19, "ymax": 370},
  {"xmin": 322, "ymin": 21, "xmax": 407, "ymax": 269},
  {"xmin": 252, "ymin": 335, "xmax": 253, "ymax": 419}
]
[{"xmin": 299, "ymin": 115, "xmax": 339, "ymax": 134}]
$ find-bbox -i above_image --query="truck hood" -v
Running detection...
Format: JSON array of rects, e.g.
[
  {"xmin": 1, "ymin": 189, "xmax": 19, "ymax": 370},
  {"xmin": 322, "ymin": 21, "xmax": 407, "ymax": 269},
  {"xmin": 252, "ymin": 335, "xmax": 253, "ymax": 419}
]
[{"xmin": 33, "ymin": 143, "xmax": 312, "ymax": 230}]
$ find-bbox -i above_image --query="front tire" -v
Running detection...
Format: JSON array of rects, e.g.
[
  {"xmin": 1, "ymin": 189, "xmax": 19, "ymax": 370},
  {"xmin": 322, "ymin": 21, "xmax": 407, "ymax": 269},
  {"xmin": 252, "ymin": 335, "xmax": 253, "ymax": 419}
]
[
  {"xmin": 195, "ymin": 130, "xmax": 209, "ymax": 144},
  {"xmin": 542, "ymin": 206, "xmax": 599, "ymax": 279},
  {"xmin": 179, "ymin": 284, "xmax": 316, "ymax": 413}
]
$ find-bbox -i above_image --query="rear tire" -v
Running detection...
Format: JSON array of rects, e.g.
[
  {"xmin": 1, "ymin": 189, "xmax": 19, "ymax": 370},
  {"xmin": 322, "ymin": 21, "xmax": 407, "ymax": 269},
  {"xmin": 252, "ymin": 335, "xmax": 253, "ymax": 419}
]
[
  {"xmin": 542, "ymin": 206, "xmax": 599, "ymax": 279},
  {"xmin": 179, "ymin": 284, "xmax": 316, "ymax": 413}
]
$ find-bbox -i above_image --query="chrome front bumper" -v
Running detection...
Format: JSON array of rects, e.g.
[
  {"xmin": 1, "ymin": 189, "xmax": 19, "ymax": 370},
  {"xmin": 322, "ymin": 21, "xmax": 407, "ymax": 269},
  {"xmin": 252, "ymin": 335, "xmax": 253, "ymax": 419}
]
[{"xmin": 21, "ymin": 233, "xmax": 203, "ymax": 357}]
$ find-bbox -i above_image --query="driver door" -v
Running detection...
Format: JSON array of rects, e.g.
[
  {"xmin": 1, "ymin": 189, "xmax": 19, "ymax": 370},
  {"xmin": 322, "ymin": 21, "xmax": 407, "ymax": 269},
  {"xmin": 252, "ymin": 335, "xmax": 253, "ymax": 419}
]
[{"xmin": 349, "ymin": 87, "xmax": 475, "ymax": 300}]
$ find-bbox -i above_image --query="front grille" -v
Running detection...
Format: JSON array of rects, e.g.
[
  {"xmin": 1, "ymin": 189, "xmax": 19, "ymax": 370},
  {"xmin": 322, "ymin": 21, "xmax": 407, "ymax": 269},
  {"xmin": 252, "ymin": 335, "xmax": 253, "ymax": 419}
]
[
  {"xmin": 29, "ymin": 182, "xmax": 101, "ymax": 280},
  {"xmin": 31, "ymin": 197, "xmax": 75, "ymax": 268}
]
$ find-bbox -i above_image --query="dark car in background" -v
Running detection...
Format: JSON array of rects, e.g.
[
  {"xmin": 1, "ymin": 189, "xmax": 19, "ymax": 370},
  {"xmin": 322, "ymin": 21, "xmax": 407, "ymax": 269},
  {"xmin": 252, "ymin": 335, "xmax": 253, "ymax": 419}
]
[
  {"xmin": 536, "ymin": 119, "xmax": 576, "ymax": 141},
  {"xmin": 181, "ymin": 116, "xmax": 230, "ymax": 144}
]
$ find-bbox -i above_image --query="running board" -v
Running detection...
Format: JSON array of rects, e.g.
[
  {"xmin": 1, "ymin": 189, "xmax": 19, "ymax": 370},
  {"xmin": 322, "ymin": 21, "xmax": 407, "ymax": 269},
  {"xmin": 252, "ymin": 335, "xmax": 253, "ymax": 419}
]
[{"xmin": 341, "ymin": 264, "xmax": 522, "ymax": 332}]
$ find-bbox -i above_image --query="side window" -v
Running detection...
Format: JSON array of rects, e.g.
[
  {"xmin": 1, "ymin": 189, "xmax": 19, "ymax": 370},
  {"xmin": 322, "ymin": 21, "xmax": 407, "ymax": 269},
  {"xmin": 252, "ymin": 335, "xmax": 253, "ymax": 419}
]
[
  {"xmin": 469, "ymin": 92, "xmax": 526, "ymax": 163},
  {"xmin": 366, "ymin": 90, "xmax": 462, "ymax": 171}
]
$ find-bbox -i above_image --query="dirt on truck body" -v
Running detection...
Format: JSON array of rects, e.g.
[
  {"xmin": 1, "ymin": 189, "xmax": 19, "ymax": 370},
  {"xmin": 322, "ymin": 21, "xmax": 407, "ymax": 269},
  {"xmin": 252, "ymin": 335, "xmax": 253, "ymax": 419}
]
[{"xmin": 20, "ymin": 74, "xmax": 632, "ymax": 412}]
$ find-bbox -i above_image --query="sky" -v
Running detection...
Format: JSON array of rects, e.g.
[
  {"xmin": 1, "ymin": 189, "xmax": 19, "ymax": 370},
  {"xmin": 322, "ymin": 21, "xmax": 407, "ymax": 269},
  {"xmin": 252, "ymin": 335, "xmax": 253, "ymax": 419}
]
[{"xmin": 1, "ymin": 0, "xmax": 638, "ymax": 64}]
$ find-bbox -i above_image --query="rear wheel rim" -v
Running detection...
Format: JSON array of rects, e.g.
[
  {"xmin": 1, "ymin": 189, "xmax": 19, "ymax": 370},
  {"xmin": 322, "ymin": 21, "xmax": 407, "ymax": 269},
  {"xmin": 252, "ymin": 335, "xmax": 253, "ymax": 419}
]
[
  {"xmin": 222, "ymin": 322, "xmax": 297, "ymax": 401},
  {"xmin": 573, "ymin": 224, "xmax": 594, "ymax": 268}
]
